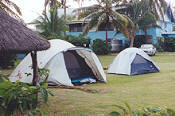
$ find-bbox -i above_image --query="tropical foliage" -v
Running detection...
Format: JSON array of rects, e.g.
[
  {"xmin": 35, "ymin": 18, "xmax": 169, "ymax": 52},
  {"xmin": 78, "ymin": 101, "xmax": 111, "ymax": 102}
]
[
  {"xmin": 92, "ymin": 39, "xmax": 111, "ymax": 55},
  {"xmin": 0, "ymin": 53, "xmax": 16, "ymax": 69},
  {"xmin": 148, "ymin": 0, "xmax": 167, "ymax": 20},
  {"xmin": 33, "ymin": 6, "xmax": 67, "ymax": 39},
  {"xmin": 119, "ymin": 0, "xmax": 167, "ymax": 20},
  {"xmin": 117, "ymin": 0, "xmax": 159, "ymax": 47},
  {"xmin": 62, "ymin": 35, "xmax": 91, "ymax": 47},
  {"xmin": 0, "ymin": 77, "xmax": 53, "ymax": 116},
  {"xmin": 109, "ymin": 102, "xmax": 175, "ymax": 116},
  {"xmin": 163, "ymin": 37, "xmax": 175, "ymax": 52},
  {"xmin": 44, "ymin": 0, "xmax": 91, "ymax": 37},
  {"xmin": 0, "ymin": 0, "xmax": 22, "ymax": 17},
  {"xmin": 138, "ymin": 10, "xmax": 160, "ymax": 38},
  {"xmin": 44, "ymin": 0, "xmax": 62, "ymax": 12},
  {"xmin": 74, "ymin": 0, "xmax": 134, "ymax": 43}
]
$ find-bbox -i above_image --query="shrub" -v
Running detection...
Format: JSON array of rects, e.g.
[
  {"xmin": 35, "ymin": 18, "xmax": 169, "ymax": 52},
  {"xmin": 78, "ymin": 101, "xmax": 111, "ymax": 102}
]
[
  {"xmin": 62, "ymin": 35, "xmax": 91, "ymax": 48},
  {"xmin": 133, "ymin": 35, "xmax": 146, "ymax": 48},
  {"xmin": 154, "ymin": 44, "xmax": 164, "ymax": 52},
  {"xmin": 109, "ymin": 102, "xmax": 175, "ymax": 116},
  {"xmin": 0, "ymin": 77, "xmax": 53, "ymax": 116},
  {"xmin": 0, "ymin": 53, "xmax": 17, "ymax": 69},
  {"xmin": 92, "ymin": 39, "xmax": 111, "ymax": 55},
  {"xmin": 164, "ymin": 37, "xmax": 175, "ymax": 52}
]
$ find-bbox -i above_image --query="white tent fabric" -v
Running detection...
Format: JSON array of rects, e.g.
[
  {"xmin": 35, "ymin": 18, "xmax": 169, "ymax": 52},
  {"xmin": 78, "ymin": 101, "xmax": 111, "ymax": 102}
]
[
  {"xmin": 107, "ymin": 48, "xmax": 160, "ymax": 75},
  {"xmin": 9, "ymin": 39, "xmax": 106, "ymax": 86}
]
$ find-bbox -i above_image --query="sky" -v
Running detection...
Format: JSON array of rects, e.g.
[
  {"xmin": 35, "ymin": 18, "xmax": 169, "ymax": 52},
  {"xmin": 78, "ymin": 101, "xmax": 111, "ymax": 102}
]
[
  {"xmin": 11, "ymin": 0, "xmax": 97, "ymax": 24},
  {"xmin": 11, "ymin": 0, "xmax": 175, "ymax": 24}
]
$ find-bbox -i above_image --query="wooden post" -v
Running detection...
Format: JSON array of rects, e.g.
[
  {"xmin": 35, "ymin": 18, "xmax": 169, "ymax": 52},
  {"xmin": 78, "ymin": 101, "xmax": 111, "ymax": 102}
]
[
  {"xmin": 31, "ymin": 51, "xmax": 39, "ymax": 86},
  {"xmin": 31, "ymin": 51, "xmax": 39, "ymax": 103}
]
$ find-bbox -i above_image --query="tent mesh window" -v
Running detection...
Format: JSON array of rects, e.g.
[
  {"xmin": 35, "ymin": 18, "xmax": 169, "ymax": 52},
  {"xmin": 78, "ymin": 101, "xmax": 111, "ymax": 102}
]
[
  {"xmin": 63, "ymin": 50, "xmax": 96, "ymax": 85},
  {"xmin": 131, "ymin": 54, "xmax": 159, "ymax": 75}
]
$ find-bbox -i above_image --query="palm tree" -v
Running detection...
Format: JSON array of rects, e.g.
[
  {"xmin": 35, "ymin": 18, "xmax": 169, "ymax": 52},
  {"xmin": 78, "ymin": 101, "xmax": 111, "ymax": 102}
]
[
  {"xmin": 149, "ymin": 0, "xmax": 167, "ymax": 20},
  {"xmin": 74, "ymin": 0, "xmax": 134, "ymax": 45},
  {"xmin": 0, "ymin": 0, "xmax": 22, "ymax": 17},
  {"xmin": 44, "ymin": 0, "xmax": 61, "ymax": 13},
  {"xmin": 44, "ymin": 0, "xmax": 90, "ymax": 18},
  {"xmin": 117, "ymin": 0, "xmax": 159, "ymax": 47},
  {"xmin": 32, "ymin": 6, "xmax": 67, "ymax": 39},
  {"xmin": 120, "ymin": 0, "xmax": 167, "ymax": 20},
  {"xmin": 138, "ymin": 10, "xmax": 160, "ymax": 40}
]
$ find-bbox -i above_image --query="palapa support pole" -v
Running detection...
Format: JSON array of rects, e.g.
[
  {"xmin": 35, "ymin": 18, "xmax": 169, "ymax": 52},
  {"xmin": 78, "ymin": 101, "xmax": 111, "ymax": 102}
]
[
  {"xmin": 31, "ymin": 51, "xmax": 39, "ymax": 103},
  {"xmin": 31, "ymin": 51, "xmax": 39, "ymax": 86}
]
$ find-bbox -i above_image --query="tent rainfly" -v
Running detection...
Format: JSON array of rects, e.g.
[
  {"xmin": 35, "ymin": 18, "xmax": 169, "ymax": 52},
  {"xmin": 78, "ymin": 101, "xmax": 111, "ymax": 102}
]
[
  {"xmin": 108, "ymin": 48, "xmax": 159, "ymax": 75},
  {"xmin": 9, "ymin": 39, "xmax": 106, "ymax": 86},
  {"xmin": 0, "ymin": 9, "xmax": 50, "ymax": 85}
]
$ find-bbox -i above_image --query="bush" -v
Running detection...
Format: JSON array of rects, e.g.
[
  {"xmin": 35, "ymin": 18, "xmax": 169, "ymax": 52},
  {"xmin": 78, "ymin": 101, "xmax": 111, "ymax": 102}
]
[
  {"xmin": 92, "ymin": 39, "xmax": 111, "ymax": 55},
  {"xmin": 62, "ymin": 35, "xmax": 91, "ymax": 48},
  {"xmin": 109, "ymin": 102, "xmax": 175, "ymax": 116},
  {"xmin": 133, "ymin": 35, "xmax": 146, "ymax": 48},
  {"xmin": 154, "ymin": 44, "xmax": 164, "ymax": 52},
  {"xmin": 0, "ymin": 53, "xmax": 16, "ymax": 69},
  {"xmin": 0, "ymin": 77, "xmax": 53, "ymax": 116},
  {"xmin": 164, "ymin": 37, "xmax": 175, "ymax": 52}
]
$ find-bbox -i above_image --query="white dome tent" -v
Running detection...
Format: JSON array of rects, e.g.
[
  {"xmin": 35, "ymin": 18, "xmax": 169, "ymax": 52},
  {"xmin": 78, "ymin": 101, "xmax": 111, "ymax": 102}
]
[
  {"xmin": 107, "ymin": 48, "xmax": 159, "ymax": 75},
  {"xmin": 9, "ymin": 39, "xmax": 106, "ymax": 86}
]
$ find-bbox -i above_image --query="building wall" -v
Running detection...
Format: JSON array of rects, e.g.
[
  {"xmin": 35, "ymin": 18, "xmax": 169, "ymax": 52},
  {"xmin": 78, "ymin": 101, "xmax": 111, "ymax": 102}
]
[
  {"xmin": 66, "ymin": 31, "xmax": 130, "ymax": 46},
  {"xmin": 156, "ymin": 21, "xmax": 174, "ymax": 37},
  {"xmin": 67, "ymin": 21, "xmax": 175, "ymax": 45}
]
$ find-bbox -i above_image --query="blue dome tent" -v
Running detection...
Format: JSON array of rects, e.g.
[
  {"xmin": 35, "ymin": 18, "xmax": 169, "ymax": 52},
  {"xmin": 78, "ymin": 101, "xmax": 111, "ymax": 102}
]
[{"xmin": 108, "ymin": 48, "xmax": 159, "ymax": 75}]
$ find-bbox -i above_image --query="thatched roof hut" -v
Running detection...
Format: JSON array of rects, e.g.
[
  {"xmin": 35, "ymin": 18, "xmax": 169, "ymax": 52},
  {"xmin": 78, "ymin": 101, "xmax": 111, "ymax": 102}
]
[
  {"xmin": 0, "ymin": 9, "xmax": 50, "ymax": 85},
  {"xmin": 0, "ymin": 8, "xmax": 50, "ymax": 53}
]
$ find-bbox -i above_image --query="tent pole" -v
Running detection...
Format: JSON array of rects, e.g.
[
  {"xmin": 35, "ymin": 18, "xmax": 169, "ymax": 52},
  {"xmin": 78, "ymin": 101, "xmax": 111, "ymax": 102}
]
[{"xmin": 31, "ymin": 51, "xmax": 39, "ymax": 86}]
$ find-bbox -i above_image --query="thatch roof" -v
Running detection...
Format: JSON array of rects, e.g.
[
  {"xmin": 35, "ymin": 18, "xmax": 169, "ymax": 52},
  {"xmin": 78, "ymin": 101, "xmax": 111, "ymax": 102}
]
[{"xmin": 0, "ymin": 9, "xmax": 50, "ymax": 53}]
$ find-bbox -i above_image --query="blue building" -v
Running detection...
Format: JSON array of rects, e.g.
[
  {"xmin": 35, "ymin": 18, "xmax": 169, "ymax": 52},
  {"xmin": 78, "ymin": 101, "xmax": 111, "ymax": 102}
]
[{"xmin": 66, "ymin": 6, "xmax": 175, "ymax": 46}]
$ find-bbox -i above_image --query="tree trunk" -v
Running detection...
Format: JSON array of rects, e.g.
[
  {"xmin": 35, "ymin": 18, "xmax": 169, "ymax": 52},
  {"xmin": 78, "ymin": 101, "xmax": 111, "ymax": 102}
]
[
  {"xmin": 129, "ymin": 29, "xmax": 136, "ymax": 48},
  {"xmin": 64, "ymin": 0, "xmax": 66, "ymax": 20},
  {"xmin": 105, "ymin": 29, "xmax": 108, "ymax": 46},
  {"xmin": 105, "ymin": 18, "xmax": 109, "ymax": 47},
  {"xmin": 31, "ymin": 51, "xmax": 39, "ymax": 86},
  {"xmin": 144, "ymin": 28, "xmax": 148, "ymax": 40},
  {"xmin": 129, "ymin": 35, "xmax": 135, "ymax": 48},
  {"xmin": 51, "ymin": 0, "xmax": 57, "ymax": 7},
  {"xmin": 63, "ymin": 0, "xmax": 66, "ymax": 37}
]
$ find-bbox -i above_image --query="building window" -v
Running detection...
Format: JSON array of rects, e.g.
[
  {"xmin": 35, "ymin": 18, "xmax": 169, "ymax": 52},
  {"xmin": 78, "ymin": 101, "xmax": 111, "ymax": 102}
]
[
  {"xmin": 69, "ymin": 23, "xmax": 85, "ymax": 32},
  {"xmin": 173, "ymin": 25, "xmax": 175, "ymax": 31},
  {"xmin": 68, "ymin": 22, "xmax": 114, "ymax": 32},
  {"xmin": 98, "ymin": 22, "xmax": 114, "ymax": 31}
]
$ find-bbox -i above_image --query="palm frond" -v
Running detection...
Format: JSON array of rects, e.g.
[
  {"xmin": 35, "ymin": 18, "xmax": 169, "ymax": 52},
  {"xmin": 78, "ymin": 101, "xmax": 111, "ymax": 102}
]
[
  {"xmin": 1, "ymin": 0, "xmax": 21, "ymax": 15},
  {"xmin": 77, "ymin": 11, "xmax": 93, "ymax": 20},
  {"xmin": 149, "ymin": 0, "xmax": 167, "ymax": 21},
  {"xmin": 83, "ymin": 11, "xmax": 103, "ymax": 23},
  {"xmin": 73, "ymin": 4, "xmax": 101, "ymax": 14},
  {"xmin": 96, "ymin": 13, "xmax": 108, "ymax": 31},
  {"xmin": 0, "ymin": 0, "xmax": 21, "ymax": 18},
  {"xmin": 111, "ymin": 18, "xmax": 129, "ymax": 38},
  {"xmin": 31, "ymin": 6, "xmax": 66, "ymax": 38},
  {"xmin": 110, "ymin": 10, "xmax": 128, "ymax": 27},
  {"xmin": 122, "ymin": 14, "xmax": 135, "ymax": 30},
  {"xmin": 83, "ymin": 12, "xmax": 103, "ymax": 35}
]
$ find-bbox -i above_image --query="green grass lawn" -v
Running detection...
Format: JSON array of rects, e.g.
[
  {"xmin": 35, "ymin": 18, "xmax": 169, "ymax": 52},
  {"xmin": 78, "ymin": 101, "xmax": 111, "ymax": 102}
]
[
  {"xmin": 2, "ymin": 53, "xmax": 175, "ymax": 116},
  {"xmin": 45, "ymin": 52, "xmax": 175, "ymax": 116}
]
